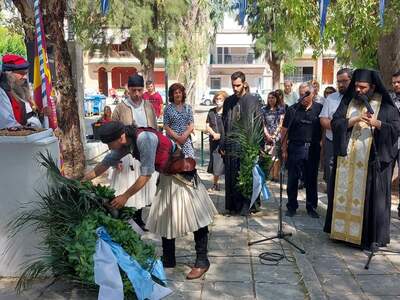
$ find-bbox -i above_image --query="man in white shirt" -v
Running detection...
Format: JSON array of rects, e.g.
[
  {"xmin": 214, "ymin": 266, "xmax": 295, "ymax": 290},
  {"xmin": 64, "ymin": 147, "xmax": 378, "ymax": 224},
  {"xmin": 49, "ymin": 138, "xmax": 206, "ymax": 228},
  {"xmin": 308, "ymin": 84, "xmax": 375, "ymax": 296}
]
[
  {"xmin": 284, "ymin": 80, "xmax": 299, "ymax": 107},
  {"xmin": 319, "ymin": 68, "xmax": 352, "ymax": 186}
]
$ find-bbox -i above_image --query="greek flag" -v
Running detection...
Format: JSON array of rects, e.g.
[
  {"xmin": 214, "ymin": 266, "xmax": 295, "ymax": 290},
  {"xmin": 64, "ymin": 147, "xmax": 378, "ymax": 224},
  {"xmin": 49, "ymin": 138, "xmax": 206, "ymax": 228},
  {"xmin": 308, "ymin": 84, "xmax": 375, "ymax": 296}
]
[
  {"xmin": 100, "ymin": 0, "xmax": 109, "ymax": 15},
  {"xmin": 379, "ymin": 0, "xmax": 385, "ymax": 26},
  {"xmin": 319, "ymin": 0, "xmax": 330, "ymax": 37}
]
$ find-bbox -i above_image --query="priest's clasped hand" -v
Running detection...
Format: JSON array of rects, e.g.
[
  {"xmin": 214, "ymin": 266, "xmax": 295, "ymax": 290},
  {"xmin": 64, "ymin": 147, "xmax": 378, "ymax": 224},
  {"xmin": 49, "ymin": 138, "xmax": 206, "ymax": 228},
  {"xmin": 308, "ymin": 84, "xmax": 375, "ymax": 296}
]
[{"xmin": 361, "ymin": 114, "xmax": 381, "ymax": 129}]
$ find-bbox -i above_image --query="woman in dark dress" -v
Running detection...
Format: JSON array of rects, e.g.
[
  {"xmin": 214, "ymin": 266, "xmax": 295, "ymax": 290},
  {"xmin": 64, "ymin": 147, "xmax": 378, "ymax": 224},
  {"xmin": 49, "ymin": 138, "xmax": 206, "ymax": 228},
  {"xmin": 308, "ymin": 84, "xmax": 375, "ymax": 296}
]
[{"xmin": 206, "ymin": 91, "xmax": 228, "ymax": 191}]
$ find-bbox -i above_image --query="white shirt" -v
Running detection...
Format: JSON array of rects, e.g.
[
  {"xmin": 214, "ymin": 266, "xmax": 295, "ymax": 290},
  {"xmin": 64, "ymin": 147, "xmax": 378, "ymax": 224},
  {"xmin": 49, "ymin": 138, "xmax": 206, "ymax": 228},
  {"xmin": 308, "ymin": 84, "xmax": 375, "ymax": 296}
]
[
  {"xmin": 0, "ymin": 87, "xmax": 20, "ymax": 129},
  {"xmin": 319, "ymin": 92, "xmax": 343, "ymax": 140},
  {"xmin": 284, "ymin": 91, "xmax": 299, "ymax": 107},
  {"xmin": 129, "ymin": 99, "xmax": 148, "ymax": 127}
]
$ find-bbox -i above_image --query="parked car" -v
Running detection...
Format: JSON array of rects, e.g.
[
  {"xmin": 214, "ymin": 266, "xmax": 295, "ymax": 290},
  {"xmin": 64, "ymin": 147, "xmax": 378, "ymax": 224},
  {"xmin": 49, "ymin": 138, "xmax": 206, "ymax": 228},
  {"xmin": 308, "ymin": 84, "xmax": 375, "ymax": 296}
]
[{"xmin": 200, "ymin": 89, "xmax": 219, "ymax": 106}]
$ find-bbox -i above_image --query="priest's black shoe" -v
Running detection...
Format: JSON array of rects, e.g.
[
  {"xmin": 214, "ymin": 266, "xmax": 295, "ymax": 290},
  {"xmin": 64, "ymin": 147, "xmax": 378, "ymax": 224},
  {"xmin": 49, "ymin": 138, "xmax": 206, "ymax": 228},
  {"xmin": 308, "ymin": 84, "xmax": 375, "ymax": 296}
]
[
  {"xmin": 285, "ymin": 210, "xmax": 296, "ymax": 217},
  {"xmin": 307, "ymin": 209, "xmax": 319, "ymax": 218}
]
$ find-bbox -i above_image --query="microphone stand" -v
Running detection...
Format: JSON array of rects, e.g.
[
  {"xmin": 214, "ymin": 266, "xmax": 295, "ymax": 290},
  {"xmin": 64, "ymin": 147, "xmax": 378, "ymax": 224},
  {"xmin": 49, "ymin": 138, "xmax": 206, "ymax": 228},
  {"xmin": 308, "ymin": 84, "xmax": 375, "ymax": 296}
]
[{"xmin": 248, "ymin": 103, "xmax": 305, "ymax": 255}]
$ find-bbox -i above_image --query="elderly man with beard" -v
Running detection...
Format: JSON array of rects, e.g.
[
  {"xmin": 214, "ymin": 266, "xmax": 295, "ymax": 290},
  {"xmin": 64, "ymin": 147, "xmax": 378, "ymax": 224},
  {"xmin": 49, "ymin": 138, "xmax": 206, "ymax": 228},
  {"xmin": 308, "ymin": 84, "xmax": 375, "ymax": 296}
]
[
  {"xmin": 324, "ymin": 69, "xmax": 400, "ymax": 250},
  {"xmin": 0, "ymin": 54, "xmax": 42, "ymax": 129}
]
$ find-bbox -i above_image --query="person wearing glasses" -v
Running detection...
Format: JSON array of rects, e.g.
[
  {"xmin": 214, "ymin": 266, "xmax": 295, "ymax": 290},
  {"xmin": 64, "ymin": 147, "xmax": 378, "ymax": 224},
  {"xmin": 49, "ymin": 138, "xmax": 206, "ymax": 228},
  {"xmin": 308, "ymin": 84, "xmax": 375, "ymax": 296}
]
[{"xmin": 319, "ymin": 68, "xmax": 352, "ymax": 188}]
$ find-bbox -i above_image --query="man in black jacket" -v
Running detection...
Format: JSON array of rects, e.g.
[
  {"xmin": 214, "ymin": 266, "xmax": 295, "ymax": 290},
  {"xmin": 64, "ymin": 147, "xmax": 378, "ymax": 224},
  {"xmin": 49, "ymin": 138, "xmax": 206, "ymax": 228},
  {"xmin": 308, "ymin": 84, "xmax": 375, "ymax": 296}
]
[{"xmin": 222, "ymin": 71, "xmax": 262, "ymax": 215}]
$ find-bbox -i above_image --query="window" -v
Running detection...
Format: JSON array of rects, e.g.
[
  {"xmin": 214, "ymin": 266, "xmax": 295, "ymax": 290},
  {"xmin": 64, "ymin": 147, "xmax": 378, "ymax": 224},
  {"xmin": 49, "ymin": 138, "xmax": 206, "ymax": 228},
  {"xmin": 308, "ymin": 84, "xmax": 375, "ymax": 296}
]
[
  {"xmin": 284, "ymin": 66, "xmax": 314, "ymax": 83},
  {"xmin": 210, "ymin": 77, "xmax": 221, "ymax": 89}
]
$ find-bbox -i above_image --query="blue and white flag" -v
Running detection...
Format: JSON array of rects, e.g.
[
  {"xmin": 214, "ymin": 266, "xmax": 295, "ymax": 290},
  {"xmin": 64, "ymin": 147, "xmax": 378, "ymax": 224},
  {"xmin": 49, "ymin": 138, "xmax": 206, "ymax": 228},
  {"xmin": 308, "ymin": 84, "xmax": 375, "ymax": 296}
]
[
  {"xmin": 379, "ymin": 0, "xmax": 385, "ymax": 26},
  {"xmin": 319, "ymin": 0, "xmax": 330, "ymax": 37},
  {"xmin": 100, "ymin": 0, "xmax": 109, "ymax": 15},
  {"xmin": 94, "ymin": 227, "xmax": 172, "ymax": 300},
  {"xmin": 250, "ymin": 163, "xmax": 270, "ymax": 209},
  {"xmin": 238, "ymin": 0, "xmax": 247, "ymax": 25}
]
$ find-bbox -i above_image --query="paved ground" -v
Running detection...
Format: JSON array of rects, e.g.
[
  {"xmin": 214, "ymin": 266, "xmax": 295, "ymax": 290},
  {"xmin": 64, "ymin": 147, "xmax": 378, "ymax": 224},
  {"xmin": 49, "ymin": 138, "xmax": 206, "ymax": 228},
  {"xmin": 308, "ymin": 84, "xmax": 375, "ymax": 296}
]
[{"xmin": 2, "ymin": 140, "xmax": 400, "ymax": 299}]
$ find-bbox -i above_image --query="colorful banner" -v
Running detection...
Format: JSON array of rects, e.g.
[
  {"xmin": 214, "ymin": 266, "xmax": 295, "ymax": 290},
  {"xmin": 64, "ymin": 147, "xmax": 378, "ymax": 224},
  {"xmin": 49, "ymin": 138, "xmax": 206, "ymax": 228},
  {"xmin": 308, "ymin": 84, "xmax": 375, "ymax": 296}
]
[
  {"xmin": 319, "ymin": 0, "xmax": 330, "ymax": 37},
  {"xmin": 33, "ymin": 0, "xmax": 57, "ymax": 129}
]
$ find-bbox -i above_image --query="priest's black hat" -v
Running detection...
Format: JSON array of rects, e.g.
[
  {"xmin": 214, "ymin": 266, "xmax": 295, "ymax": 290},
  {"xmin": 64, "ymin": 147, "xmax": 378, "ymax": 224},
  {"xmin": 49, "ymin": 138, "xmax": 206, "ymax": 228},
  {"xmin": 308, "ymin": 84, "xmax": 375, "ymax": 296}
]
[
  {"xmin": 128, "ymin": 74, "xmax": 144, "ymax": 88},
  {"xmin": 353, "ymin": 69, "xmax": 373, "ymax": 84},
  {"xmin": 98, "ymin": 121, "xmax": 125, "ymax": 143}
]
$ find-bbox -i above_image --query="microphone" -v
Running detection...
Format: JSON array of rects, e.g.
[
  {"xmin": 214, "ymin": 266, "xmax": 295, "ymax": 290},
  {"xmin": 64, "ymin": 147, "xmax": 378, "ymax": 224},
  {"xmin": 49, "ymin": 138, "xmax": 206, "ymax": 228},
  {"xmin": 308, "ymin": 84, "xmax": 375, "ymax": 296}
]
[
  {"xmin": 298, "ymin": 91, "xmax": 311, "ymax": 102},
  {"xmin": 356, "ymin": 94, "xmax": 374, "ymax": 114}
]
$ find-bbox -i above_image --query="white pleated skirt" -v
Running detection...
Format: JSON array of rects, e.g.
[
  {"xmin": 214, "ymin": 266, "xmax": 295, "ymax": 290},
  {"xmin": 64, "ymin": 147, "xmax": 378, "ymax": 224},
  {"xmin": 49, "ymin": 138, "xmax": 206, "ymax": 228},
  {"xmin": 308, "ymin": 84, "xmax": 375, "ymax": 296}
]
[
  {"xmin": 145, "ymin": 174, "xmax": 218, "ymax": 239},
  {"xmin": 109, "ymin": 154, "xmax": 158, "ymax": 209}
]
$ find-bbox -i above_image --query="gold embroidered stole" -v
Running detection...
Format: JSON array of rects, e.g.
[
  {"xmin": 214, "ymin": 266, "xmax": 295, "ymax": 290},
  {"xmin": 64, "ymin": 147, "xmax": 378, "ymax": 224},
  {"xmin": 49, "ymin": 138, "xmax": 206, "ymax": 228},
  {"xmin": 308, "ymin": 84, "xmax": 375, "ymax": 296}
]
[{"xmin": 330, "ymin": 94, "xmax": 382, "ymax": 245}]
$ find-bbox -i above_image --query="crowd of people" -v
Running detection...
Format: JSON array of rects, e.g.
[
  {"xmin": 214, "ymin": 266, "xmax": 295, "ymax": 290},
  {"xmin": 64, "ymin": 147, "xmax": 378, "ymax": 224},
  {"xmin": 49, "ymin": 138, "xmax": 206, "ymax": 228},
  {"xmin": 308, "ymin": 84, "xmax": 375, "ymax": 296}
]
[
  {"xmin": 3, "ymin": 52, "xmax": 400, "ymax": 279},
  {"xmin": 55, "ymin": 68, "xmax": 400, "ymax": 279}
]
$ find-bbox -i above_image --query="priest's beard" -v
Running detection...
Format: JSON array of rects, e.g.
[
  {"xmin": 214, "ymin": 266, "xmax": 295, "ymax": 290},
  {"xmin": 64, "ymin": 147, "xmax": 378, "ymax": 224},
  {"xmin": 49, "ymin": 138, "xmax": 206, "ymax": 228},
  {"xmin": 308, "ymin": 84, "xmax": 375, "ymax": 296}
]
[
  {"xmin": 354, "ymin": 89, "xmax": 374, "ymax": 105},
  {"xmin": 6, "ymin": 72, "xmax": 31, "ymax": 103}
]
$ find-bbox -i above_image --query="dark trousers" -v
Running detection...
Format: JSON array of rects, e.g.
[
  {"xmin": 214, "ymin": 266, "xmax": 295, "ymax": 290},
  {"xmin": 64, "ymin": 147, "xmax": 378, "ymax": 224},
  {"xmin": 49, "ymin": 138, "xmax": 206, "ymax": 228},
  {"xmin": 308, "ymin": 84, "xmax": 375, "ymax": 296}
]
[
  {"xmin": 161, "ymin": 226, "xmax": 210, "ymax": 268},
  {"xmin": 224, "ymin": 148, "xmax": 250, "ymax": 213},
  {"xmin": 286, "ymin": 142, "xmax": 320, "ymax": 212},
  {"xmin": 323, "ymin": 137, "xmax": 334, "ymax": 185}
]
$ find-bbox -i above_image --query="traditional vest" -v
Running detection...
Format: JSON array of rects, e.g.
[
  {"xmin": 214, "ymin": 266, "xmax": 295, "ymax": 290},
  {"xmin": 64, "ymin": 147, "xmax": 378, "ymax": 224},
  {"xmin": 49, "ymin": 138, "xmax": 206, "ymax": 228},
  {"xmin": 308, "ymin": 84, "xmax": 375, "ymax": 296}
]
[
  {"xmin": 131, "ymin": 127, "xmax": 174, "ymax": 173},
  {"xmin": 130, "ymin": 127, "xmax": 196, "ymax": 174}
]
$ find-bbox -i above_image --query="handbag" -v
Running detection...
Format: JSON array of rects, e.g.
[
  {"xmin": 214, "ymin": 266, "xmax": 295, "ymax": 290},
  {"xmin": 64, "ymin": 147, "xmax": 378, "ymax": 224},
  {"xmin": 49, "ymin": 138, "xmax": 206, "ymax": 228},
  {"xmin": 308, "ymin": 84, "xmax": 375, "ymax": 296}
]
[{"xmin": 212, "ymin": 148, "xmax": 224, "ymax": 176}]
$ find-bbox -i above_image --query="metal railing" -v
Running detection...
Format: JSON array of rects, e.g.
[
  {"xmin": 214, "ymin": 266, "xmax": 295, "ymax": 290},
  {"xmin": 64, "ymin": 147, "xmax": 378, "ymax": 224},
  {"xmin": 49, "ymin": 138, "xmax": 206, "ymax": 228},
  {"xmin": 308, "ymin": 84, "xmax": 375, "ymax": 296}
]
[
  {"xmin": 284, "ymin": 74, "xmax": 314, "ymax": 83},
  {"xmin": 210, "ymin": 53, "xmax": 259, "ymax": 64}
]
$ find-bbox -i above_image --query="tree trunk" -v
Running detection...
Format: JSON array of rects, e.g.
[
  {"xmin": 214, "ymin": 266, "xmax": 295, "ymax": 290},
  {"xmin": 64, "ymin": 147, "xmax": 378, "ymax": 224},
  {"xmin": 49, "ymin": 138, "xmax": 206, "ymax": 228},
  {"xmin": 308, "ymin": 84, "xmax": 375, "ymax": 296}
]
[
  {"xmin": 378, "ymin": 23, "xmax": 400, "ymax": 88},
  {"xmin": 13, "ymin": 0, "xmax": 85, "ymax": 178},
  {"xmin": 268, "ymin": 55, "xmax": 281, "ymax": 90},
  {"xmin": 143, "ymin": 59, "xmax": 155, "ymax": 82},
  {"xmin": 44, "ymin": 0, "xmax": 85, "ymax": 179}
]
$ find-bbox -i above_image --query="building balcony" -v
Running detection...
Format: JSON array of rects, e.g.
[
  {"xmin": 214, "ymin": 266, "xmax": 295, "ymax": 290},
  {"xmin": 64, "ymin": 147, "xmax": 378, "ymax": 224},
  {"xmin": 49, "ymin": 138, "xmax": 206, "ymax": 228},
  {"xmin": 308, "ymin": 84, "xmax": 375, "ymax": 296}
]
[{"xmin": 210, "ymin": 54, "xmax": 263, "ymax": 66}]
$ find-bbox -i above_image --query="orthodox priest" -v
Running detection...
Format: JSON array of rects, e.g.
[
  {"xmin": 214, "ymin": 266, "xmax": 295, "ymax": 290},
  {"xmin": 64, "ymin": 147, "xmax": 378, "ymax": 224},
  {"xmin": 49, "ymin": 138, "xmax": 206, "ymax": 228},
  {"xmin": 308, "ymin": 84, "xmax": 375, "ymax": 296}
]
[
  {"xmin": 221, "ymin": 71, "xmax": 262, "ymax": 215},
  {"xmin": 324, "ymin": 69, "xmax": 400, "ymax": 250}
]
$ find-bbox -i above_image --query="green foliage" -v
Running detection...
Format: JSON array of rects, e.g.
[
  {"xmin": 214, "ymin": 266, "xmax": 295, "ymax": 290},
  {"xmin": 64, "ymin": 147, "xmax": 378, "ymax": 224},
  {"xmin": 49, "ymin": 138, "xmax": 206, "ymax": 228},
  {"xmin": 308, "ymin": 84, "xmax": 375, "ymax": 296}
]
[
  {"xmin": 168, "ymin": 0, "xmax": 229, "ymax": 81},
  {"xmin": 321, "ymin": 0, "xmax": 400, "ymax": 68},
  {"xmin": 0, "ymin": 26, "xmax": 26, "ymax": 57},
  {"xmin": 227, "ymin": 115, "xmax": 268, "ymax": 198},
  {"xmin": 73, "ymin": 0, "xmax": 188, "ymax": 70},
  {"xmin": 281, "ymin": 62, "xmax": 297, "ymax": 76},
  {"xmin": 67, "ymin": 210, "xmax": 156, "ymax": 299},
  {"xmin": 247, "ymin": 0, "xmax": 400, "ymax": 70},
  {"xmin": 246, "ymin": 0, "xmax": 308, "ymax": 63},
  {"xmin": 7, "ymin": 152, "xmax": 155, "ymax": 299}
]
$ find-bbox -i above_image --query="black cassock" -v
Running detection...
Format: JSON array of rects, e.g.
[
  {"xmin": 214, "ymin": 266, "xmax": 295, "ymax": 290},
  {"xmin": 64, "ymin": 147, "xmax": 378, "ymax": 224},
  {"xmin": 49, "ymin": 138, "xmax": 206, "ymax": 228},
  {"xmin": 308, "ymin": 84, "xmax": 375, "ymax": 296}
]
[
  {"xmin": 222, "ymin": 93, "xmax": 262, "ymax": 213},
  {"xmin": 324, "ymin": 94, "xmax": 400, "ymax": 249}
]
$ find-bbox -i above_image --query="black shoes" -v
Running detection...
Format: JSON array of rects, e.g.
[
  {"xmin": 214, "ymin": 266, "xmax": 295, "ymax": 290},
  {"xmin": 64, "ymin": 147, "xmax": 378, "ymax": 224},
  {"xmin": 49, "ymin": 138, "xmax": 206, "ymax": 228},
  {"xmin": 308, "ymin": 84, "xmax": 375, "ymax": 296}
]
[
  {"xmin": 285, "ymin": 209, "xmax": 296, "ymax": 217},
  {"xmin": 307, "ymin": 209, "xmax": 319, "ymax": 219}
]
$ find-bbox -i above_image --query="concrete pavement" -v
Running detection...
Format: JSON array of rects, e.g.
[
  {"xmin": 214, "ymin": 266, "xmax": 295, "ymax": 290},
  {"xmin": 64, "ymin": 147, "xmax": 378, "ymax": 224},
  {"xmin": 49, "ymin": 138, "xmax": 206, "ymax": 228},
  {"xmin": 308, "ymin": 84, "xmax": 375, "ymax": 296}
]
[{"xmin": 2, "ymin": 143, "xmax": 400, "ymax": 299}]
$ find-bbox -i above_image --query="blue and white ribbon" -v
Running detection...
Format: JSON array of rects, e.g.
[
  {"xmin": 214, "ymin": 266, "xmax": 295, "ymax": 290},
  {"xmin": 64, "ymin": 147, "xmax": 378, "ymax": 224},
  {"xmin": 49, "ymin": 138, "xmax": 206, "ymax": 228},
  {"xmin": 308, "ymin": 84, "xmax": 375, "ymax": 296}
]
[
  {"xmin": 250, "ymin": 163, "xmax": 270, "ymax": 209},
  {"xmin": 94, "ymin": 227, "xmax": 172, "ymax": 300}
]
